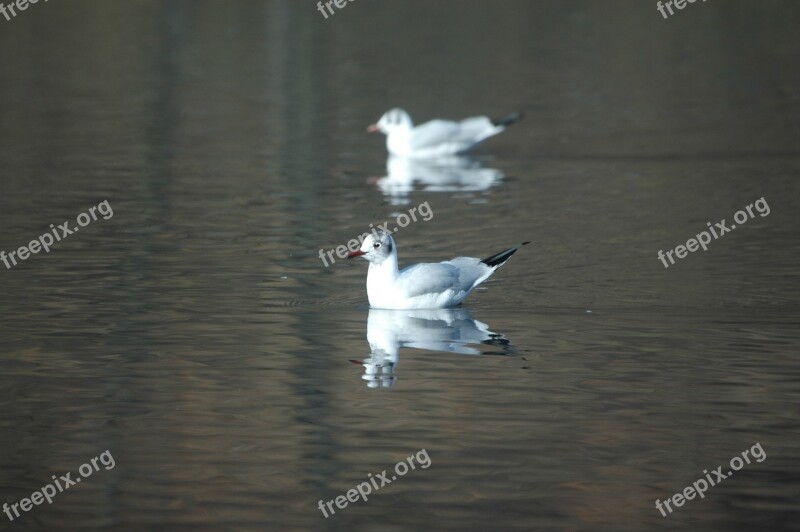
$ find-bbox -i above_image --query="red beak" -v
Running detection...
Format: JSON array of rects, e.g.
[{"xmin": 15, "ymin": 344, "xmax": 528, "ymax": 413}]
[
  {"xmin": 347, "ymin": 250, "xmax": 366, "ymax": 259},
  {"xmin": 366, "ymin": 124, "xmax": 380, "ymax": 133}
]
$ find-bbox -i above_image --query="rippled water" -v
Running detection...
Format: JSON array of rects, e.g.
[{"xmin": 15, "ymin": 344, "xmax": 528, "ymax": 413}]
[{"xmin": 1, "ymin": 1, "xmax": 799, "ymax": 530}]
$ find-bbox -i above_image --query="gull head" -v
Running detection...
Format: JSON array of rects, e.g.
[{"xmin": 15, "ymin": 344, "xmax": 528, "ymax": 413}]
[
  {"xmin": 367, "ymin": 108, "xmax": 413, "ymax": 135},
  {"xmin": 347, "ymin": 230, "xmax": 396, "ymax": 265}
]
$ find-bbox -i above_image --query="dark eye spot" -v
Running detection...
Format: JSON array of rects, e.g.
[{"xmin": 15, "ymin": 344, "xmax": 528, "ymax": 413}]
[{"xmin": 373, "ymin": 242, "xmax": 381, "ymax": 249}]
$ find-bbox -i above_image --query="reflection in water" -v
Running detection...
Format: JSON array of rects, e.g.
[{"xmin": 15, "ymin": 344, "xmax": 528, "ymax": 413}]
[
  {"xmin": 371, "ymin": 155, "xmax": 503, "ymax": 204},
  {"xmin": 354, "ymin": 308, "xmax": 513, "ymax": 388}
]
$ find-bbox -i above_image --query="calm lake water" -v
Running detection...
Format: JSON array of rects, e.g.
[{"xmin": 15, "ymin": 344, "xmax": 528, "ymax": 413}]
[{"xmin": 1, "ymin": 1, "xmax": 799, "ymax": 530}]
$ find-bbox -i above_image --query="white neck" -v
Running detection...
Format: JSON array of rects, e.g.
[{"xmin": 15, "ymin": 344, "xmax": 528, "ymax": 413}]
[
  {"xmin": 366, "ymin": 250, "xmax": 400, "ymax": 307},
  {"xmin": 386, "ymin": 127, "xmax": 412, "ymax": 156}
]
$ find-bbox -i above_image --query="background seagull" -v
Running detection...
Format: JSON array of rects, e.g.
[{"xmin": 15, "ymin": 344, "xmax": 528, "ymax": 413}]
[
  {"xmin": 347, "ymin": 230, "xmax": 528, "ymax": 309},
  {"xmin": 367, "ymin": 108, "xmax": 523, "ymax": 158}
]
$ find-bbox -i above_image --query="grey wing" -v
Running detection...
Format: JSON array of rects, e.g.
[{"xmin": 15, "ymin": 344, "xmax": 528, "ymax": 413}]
[
  {"xmin": 398, "ymin": 262, "xmax": 463, "ymax": 298},
  {"xmin": 445, "ymin": 257, "xmax": 494, "ymax": 291},
  {"xmin": 408, "ymin": 120, "xmax": 461, "ymax": 150},
  {"xmin": 454, "ymin": 117, "xmax": 501, "ymax": 144}
]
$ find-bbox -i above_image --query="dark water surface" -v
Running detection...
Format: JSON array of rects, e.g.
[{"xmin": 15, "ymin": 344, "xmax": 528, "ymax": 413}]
[{"xmin": 1, "ymin": 1, "xmax": 799, "ymax": 530}]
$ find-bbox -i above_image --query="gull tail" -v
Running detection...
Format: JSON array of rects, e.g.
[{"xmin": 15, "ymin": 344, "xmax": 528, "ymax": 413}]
[
  {"xmin": 491, "ymin": 112, "xmax": 524, "ymax": 128},
  {"xmin": 481, "ymin": 241, "xmax": 530, "ymax": 268}
]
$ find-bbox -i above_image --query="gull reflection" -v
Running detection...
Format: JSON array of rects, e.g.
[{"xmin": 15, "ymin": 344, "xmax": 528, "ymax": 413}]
[
  {"xmin": 352, "ymin": 308, "xmax": 513, "ymax": 388},
  {"xmin": 371, "ymin": 155, "xmax": 504, "ymax": 204}
]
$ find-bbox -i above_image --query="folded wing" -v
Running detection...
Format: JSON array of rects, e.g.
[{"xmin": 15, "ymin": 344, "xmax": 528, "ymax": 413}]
[
  {"xmin": 399, "ymin": 258, "xmax": 494, "ymax": 299},
  {"xmin": 408, "ymin": 120, "xmax": 462, "ymax": 151}
]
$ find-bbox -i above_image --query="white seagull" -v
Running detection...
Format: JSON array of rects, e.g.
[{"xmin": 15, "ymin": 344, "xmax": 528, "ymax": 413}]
[
  {"xmin": 367, "ymin": 108, "xmax": 523, "ymax": 158},
  {"xmin": 347, "ymin": 230, "xmax": 528, "ymax": 309}
]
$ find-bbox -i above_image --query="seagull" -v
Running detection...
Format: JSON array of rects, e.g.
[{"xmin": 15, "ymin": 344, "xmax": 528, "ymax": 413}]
[
  {"xmin": 367, "ymin": 108, "xmax": 523, "ymax": 158},
  {"xmin": 347, "ymin": 230, "xmax": 528, "ymax": 309}
]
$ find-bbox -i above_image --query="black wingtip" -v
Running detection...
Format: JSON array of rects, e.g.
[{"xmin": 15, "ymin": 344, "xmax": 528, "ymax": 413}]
[
  {"xmin": 481, "ymin": 241, "xmax": 529, "ymax": 268},
  {"xmin": 491, "ymin": 112, "xmax": 524, "ymax": 127}
]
